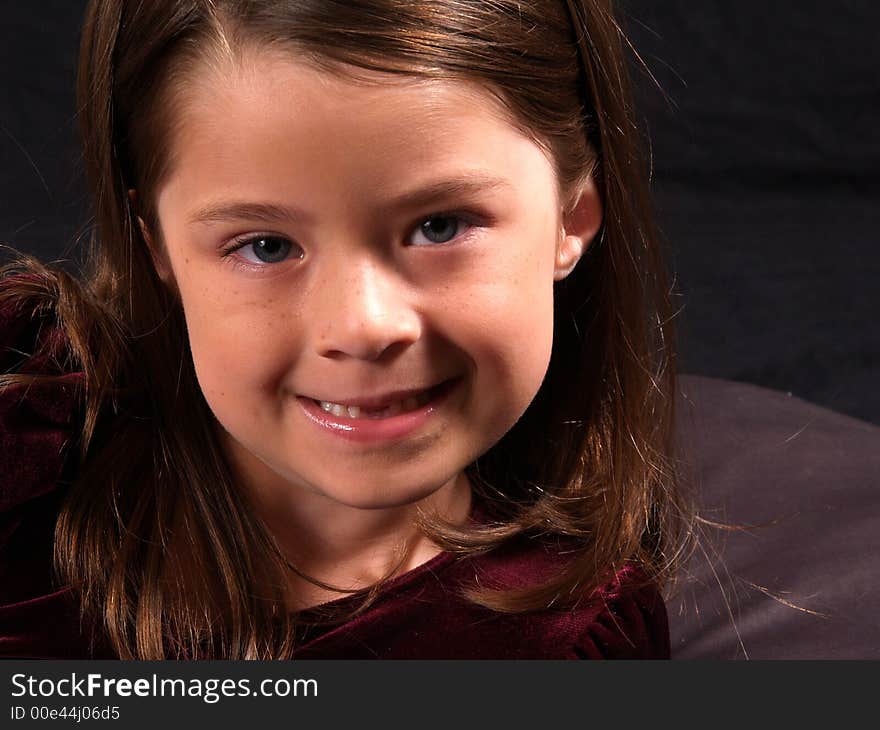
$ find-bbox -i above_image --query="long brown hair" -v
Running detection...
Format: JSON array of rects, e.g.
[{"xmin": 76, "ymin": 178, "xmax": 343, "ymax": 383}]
[{"xmin": 0, "ymin": 0, "xmax": 694, "ymax": 658}]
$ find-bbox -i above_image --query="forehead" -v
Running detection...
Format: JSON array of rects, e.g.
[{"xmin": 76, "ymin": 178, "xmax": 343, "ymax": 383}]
[
  {"xmin": 156, "ymin": 49, "xmax": 556, "ymax": 207},
  {"xmin": 177, "ymin": 46, "xmax": 519, "ymax": 129}
]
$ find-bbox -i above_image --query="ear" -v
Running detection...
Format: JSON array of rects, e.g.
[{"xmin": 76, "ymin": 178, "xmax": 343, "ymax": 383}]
[
  {"xmin": 553, "ymin": 176, "xmax": 603, "ymax": 281},
  {"xmin": 128, "ymin": 189, "xmax": 175, "ymax": 287}
]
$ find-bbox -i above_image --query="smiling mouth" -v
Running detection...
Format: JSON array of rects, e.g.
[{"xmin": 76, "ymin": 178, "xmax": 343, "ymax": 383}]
[{"xmin": 306, "ymin": 380, "xmax": 456, "ymax": 420}]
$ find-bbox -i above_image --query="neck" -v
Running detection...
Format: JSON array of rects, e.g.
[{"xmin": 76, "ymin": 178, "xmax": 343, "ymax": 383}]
[{"xmin": 227, "ymin": 448, "xmax": 473, "ymax": 611}]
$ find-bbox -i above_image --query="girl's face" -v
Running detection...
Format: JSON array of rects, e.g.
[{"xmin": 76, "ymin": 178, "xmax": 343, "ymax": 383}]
[{"xmin": 148, "ymin": 51, "xmax": 598, "ymax": 513}]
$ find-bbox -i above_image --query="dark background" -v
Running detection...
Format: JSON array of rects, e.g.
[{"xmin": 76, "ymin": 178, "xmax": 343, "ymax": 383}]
[{"xmin": 1, "ymin": 1, "xmax": 878, "ymax": 424}]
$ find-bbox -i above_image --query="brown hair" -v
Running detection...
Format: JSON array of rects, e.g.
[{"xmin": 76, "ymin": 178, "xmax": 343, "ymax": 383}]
[{"xmin": 0, "ymin": 0, "xmax": 695, "ymax": 658}]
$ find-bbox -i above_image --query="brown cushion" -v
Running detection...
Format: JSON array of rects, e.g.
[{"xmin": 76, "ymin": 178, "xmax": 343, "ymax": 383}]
[{"xmin": 669, "ymin": 375, "xmax": 880, "ymax": 658}]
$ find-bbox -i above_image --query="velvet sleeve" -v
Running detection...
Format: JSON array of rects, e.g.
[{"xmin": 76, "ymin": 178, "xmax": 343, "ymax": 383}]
[
  {"xmin": 0, "ymin": 274, "xmax": 81, "ymax": 553},
  {"xmin": 570, "ymin": 566, "xmax": 671, "ymax": 659},
  {"xmin": 0, "ymin": 275, "xmax": 92, "ymax": 659}
]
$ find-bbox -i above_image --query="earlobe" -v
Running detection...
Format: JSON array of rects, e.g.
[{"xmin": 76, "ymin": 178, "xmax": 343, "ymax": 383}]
[
  {"xmin": 554, "ymin": 234, "xmax": 586, "ymax": 281},
  {"xmin": 553, "ymin": 176, "xmax": 603, "ymax": 281}
]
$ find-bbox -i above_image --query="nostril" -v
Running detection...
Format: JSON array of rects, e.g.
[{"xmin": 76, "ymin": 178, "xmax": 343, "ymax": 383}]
[{"xmin": 319, "ymin": 338, "xmax": 413, "ymax": 363}]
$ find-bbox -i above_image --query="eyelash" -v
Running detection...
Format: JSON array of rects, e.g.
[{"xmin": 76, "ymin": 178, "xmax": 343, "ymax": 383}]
[{"xmin": 218, "ymin": 211, "xmax": 481, "ymax": 271}]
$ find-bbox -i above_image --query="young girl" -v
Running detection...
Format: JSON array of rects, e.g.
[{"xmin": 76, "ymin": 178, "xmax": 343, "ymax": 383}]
[{"xmin": 0, "ymin": 0, "xmax": 692, "ymax": 659}]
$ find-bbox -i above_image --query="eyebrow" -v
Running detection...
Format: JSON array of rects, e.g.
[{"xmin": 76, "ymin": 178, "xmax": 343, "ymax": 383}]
[{"xmin": 187, "ymin": 173, "xmax": 513, "ymax": 226}]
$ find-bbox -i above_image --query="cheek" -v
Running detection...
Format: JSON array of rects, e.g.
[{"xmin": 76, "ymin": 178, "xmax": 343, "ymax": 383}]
[
  {"xmin": 491, "ymin": 289, "xmax": 555, "ymax": 400},
  {"xmin": 177, "ymin": 284, "xmax": 297, "ymax": 413},
  {"xmin": 453, "ymin": 255, "xmax": 556, "ymax": 422}
]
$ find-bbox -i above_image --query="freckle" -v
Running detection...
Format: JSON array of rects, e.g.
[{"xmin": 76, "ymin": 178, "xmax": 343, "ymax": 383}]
[{"xmin": 185, "ymin": 257, "xmax": 190, "ymax": 263}]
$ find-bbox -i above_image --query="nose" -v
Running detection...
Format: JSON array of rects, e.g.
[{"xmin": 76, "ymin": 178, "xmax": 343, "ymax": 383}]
[{"xmin": 313, "ymin": 257, "xmax": 421, "ymax": 361}]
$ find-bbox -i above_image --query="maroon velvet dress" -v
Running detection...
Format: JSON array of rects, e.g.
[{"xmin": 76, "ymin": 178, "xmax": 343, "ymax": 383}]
[{"xmin": 0, "ymin": 277, "xmax": 669, "ymax": 659}]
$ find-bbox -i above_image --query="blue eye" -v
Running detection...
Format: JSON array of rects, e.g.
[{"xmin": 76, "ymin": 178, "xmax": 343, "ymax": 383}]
[
  {"xmin": 410, "ymin": 215, "xmax": 469, "ymax": 246},
  {"xmin": 224, "ymin": 235, "xmax": 303, "ymax": 265}
]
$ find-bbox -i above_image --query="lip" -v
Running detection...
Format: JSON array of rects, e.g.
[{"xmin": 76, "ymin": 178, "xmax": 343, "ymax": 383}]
[{"xmin": 296, "ymin": 377, "xmax": 460, "ymax": 444}]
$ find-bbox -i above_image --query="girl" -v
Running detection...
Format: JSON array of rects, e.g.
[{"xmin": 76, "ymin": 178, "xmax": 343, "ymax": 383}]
[{"xmin": 0, "ymin": 0, "xmax": 693, "ymax": 659}]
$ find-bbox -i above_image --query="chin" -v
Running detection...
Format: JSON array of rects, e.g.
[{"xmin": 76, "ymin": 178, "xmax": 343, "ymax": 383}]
[{"xmin": 307, "ymin": 470, "xmax": 454, "ymax": 511}]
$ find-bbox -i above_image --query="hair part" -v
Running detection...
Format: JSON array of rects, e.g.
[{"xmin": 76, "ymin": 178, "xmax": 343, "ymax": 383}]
[{"xmin": 3, "ymin": 0, "xmax": 695, "ymax": 658}]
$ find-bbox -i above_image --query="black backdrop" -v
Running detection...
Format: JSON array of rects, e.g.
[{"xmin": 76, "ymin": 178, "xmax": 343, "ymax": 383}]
[{"xmin": 1, "ymin": 1, "xmax": 878, "ymax": 424}]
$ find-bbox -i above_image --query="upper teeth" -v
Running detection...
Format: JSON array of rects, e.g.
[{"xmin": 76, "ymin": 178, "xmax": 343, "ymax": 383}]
[{"xmin": 318, "ymin": 390, "xmax": 432, "ymax": 419}]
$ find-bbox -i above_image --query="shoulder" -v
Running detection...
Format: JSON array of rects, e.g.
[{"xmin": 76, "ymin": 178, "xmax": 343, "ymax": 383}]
[
  {"xmin": 567, "ymin": 563, "xmax": 670, "ymax": 659},
  {"xmin": 0, "ymin": 271, "xmax": 82, "ymax": 538},
  {"xmin": 460, "ymin": 541, "xmax": 670, "ymax": 659},
  {"xmin": 0, "ymin": 269, "xmax": 79, "ymax": 380}
]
